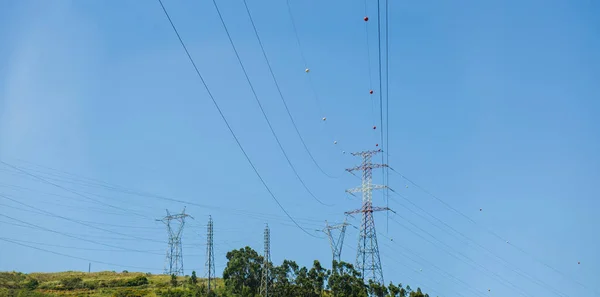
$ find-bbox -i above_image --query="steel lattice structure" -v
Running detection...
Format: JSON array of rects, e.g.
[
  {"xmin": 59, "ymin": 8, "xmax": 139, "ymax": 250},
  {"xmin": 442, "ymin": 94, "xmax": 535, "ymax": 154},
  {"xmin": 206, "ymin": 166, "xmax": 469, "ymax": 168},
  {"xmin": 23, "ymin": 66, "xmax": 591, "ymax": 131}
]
[
  {"xmin": 260, "ymin": 224, "xmax": 271, "ymax": 297},
  {"xmin": 323, "ymin": 219, "xmax": 349, "ymax": 264},
  {"xmin": 157, "ymin": 208, "xmax": 193, "ymax": 276},
  {"xmin": 205, "ymin": 216, "xmax": 215, "ymax": 292},
  {"xmin": 345, "ymin": 149, "xmax": 390, "ymax": 285}
]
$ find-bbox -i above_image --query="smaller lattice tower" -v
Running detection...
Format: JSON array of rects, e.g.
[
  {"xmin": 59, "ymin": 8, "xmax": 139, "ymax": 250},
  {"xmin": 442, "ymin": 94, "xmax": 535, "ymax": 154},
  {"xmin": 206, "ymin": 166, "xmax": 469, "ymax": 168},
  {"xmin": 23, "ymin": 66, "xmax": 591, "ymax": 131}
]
[
  {"xmin": 323, "ymin": 219, "xmax": 349, "ymax": 264},
  {"xmin": 157, "ymin": 208, "xmax": 193, "ymax": 276},
  {"xmin": 260, "ymin": 224, "xmax": 271, "ymax": 297},
  {"xmin": 205, "ymin": 216, "xmax": 215, "ymax": 293}
]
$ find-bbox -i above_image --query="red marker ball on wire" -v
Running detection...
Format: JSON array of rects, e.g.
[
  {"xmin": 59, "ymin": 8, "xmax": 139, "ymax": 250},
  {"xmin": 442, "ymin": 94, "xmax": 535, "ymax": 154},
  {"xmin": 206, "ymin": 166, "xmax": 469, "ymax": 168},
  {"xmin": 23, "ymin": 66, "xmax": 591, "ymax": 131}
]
[
  {"xmin": 369, "ymin": 90, "xmax": 374, "ymax": 94},
  {"xmin": 373, "ymin": 126, "xmax": 377, "ymax": 130},
  {"xmin": 364, "ymin": 16, "xmax": 369, "ymax": 22}
]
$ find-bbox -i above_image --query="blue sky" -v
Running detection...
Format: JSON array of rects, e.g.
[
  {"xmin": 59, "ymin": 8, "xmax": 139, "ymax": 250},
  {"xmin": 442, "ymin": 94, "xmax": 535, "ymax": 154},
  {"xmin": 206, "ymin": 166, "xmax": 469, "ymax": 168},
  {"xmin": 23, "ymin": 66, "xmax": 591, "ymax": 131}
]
[{"xmin": 1, "ymin": 0, "xmax": 598, "ymax": 296}]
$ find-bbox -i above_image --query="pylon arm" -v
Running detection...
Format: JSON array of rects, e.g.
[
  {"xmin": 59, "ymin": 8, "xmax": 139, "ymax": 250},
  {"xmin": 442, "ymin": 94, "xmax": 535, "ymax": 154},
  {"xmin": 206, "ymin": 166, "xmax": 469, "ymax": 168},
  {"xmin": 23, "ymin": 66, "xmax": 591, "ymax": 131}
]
[
  {"xmin": 345, "ymin": 184, "xmax": 388, "ymax": 194},
  {"xmin": 346, "ymin": 164, "xmax": 388, "ymax": 173},
  {"xmin": 344, "ymin": 206, "xmax": 391, "ymax": 215}
]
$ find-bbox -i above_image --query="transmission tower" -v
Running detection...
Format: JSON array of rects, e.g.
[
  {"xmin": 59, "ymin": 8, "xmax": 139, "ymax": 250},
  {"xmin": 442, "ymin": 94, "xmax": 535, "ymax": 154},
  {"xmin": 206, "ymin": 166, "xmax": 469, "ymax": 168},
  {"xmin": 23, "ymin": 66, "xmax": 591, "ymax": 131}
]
[
  {"xmin": 323, "ymin": 219, "xmax": 349, "ymax": 264},
  {"xmin": 205, "ymin": 216, "xmax": 215, "ymax": 292},
  {"xmin": 345, "ymin": 149, "xmax": 390, "ymax": 285},
  {"xmin": 260, "ymin": 224, "xmax": 271, "ymax": 297},
  {"xmin": 157, "ymin": 208, "xmax": 193, "ymax": 276}
]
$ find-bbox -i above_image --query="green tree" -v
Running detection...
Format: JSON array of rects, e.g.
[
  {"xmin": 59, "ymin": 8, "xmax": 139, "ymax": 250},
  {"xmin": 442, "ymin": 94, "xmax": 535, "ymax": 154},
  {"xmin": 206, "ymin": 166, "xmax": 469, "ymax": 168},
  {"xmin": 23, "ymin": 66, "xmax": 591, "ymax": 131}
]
[
  {"xmin": 387, "ymin": 282, "xmax": 400, "ymax": 297},
  {"xmin": 190, "ymin": 271, "xmax": 197, "ymax": 285},
  {"xmin": 222, "ymin": 246, "xmax": 263, "ymax": 296},
  {"xmin": 368, "ymin": 280, "xmax": 388, "ymax": 297},
  {"xmin": 327, "ymin": 261, "xmax": 367, "ymax": 297},
  {"xmin": 170, "ymin": 274, "xmax": 177, "ymax": 287}
]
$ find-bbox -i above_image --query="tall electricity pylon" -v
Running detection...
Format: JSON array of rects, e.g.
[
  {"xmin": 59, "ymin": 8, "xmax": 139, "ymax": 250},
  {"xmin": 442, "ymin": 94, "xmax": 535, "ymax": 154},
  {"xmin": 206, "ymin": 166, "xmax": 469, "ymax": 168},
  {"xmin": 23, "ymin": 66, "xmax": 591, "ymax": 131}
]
[
  {"xmin": 260, "ymin": 224, "xmax": 271, "ymax": 297},
  {"xmin": 345, "ymin": 149, "xmax": 390, "ymax": 285},
  {"xmin": 205, "ymin": 216, "xmax": 215, "ymax": 293},
  {"xmin": 323, "ymin": 219, "xmax": 349, "ymax": 264},
  {"xmin": 157, "ymin": 208, "xmax": 193, "ymax": 276}
]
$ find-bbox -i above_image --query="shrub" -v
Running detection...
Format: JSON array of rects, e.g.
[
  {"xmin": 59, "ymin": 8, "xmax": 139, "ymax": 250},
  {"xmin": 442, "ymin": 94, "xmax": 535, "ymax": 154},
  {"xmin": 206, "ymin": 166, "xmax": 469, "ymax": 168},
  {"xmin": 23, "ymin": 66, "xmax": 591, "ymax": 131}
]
[
  {"xmin": 60, "ymin": 277, "xmax": 83, "ymax": 290},
  {"xmin": 22, "ymin": 279, "xmax": 39, "ymax": 290},
  {"xmin": 112, "ymin": 288, "xmax": 150, "ymax": 297}
]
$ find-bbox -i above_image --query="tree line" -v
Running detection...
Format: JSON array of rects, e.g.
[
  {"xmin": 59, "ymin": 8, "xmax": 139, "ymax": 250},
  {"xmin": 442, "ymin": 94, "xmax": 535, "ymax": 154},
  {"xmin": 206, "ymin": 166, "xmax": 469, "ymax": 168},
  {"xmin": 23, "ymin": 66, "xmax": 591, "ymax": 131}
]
[{"xmin": 192, "ymin": 246, "xmax": 432, "ymax": 297}]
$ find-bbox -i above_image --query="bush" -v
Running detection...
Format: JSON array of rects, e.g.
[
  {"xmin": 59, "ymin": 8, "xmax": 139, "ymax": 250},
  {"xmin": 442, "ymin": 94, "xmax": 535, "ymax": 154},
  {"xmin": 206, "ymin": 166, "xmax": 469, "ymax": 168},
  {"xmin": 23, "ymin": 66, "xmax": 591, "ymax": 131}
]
[
  {"xmin": 112, "ymin": 288, "xmax": 150, "ymax": 297},
  {"xmin": 22, "ymin": 279, "xmax": 39, "ymax": 290},
  {"xmin": 60, "ymin": 277, "xmax": 83, "ymax": 290}
]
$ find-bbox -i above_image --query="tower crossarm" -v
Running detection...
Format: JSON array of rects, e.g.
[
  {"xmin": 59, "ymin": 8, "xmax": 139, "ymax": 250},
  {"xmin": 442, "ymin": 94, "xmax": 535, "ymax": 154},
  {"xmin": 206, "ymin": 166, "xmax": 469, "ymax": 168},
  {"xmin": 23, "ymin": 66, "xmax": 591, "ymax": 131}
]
[
  {"xmin": 350, "ymin": 149, "xmax": 383, "ymax": 156},
  {"xmin": 345, "ymin": 184, "xmax": 388, "ymax": 194},
  {"xmin": 345, "ymin": 163, "xmax": 388, "ymax": 173},
  {"xmin": 345, "ymin": 206, "xmax": 391, "ymax": 216}
]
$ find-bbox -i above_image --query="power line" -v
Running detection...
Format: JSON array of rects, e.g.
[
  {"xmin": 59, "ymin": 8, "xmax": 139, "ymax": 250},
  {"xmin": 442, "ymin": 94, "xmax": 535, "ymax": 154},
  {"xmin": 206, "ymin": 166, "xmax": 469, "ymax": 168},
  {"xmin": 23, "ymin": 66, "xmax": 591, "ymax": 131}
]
[
  {"xmin": 285, "ymin": 0, "xmax": 348, "ymax": 154},
  {"xmin": 210, "ymin": 0, "xmax": 332, "ymax": 207},
  {"xmin": 0, "ymin": 237, "xmax": 161, "ymax": 271},
  {"xmin": 155, "ymin": 0, "xmax": 319, "ymax": 238},
  {"xmin": 0, "ymin": 213, "xmax": 163, "ymax": 255},
  {"xmin": 0, "ymin": 193, "xmax": 164, "ymax": 244},
  {"xmin": 241, "ymin": 0, "xmax": 341, "ymax": 180},
  {"xmin": 387, "ymin": 214, "xmax": 533, "ymax": 297},
  {"xmin": 0, "ymin": 161, "xmax": 152, "ymax": 219},
  {"xmin": 389, "ymin": 168, "xmax": 596, "ymax": 295},
  {"xmin": 387, "ymin": 189, "xmax": 568, "ymax": 297}
]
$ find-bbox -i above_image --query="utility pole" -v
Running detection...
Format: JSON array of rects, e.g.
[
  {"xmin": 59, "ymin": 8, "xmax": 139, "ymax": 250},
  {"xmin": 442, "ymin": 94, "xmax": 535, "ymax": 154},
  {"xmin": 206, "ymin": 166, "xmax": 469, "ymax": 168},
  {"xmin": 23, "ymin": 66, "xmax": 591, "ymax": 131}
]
[
  {"xmin": 157, "ymin": 207, "xmax": 193, "ymax": 276},
  {"xmin": 323, "ymin": 219, "xmax": 349, "ymax": 264},
  {"xmin": 205, "ymin": 216, "xmax": 215, "ymax": 293},
  {"xmin": 260, "ymin": 224, "xmax": 271, "ymax": 297},
  {"xmin": 345, "ymin": 149, "xmax": 390, "ymax": 285}
]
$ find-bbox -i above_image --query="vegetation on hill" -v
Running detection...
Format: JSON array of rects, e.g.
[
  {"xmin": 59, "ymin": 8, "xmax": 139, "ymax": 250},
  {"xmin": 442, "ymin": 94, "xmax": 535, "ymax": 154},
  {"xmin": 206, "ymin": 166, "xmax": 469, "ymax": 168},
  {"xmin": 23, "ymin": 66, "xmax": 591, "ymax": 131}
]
[{"xmin": 0, "ymin": 246, "xmax": 431, "ymax": 297}]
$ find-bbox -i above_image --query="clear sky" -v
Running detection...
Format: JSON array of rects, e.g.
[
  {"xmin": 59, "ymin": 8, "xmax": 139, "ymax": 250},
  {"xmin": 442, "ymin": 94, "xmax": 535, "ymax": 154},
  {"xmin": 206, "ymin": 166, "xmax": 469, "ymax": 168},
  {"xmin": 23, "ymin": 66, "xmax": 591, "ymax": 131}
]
[{"xmin": 1, "ymin": 0, "xmax": 598, "ymax": 296}]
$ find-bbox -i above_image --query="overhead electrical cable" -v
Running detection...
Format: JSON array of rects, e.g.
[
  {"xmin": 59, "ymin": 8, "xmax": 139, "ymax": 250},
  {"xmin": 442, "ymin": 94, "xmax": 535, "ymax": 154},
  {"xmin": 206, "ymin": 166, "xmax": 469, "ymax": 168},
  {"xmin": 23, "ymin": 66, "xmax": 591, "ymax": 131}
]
[
  {"xmin": 0, "ymin": 161, "xmax": 152, "ymax": 219},
  {"xmin": 156, "ymin": 0, "xmax": 320, "ymax": 238},
  {"xmin": 388, "ymin": 189, "xmax": 569, "ymax": 297},
  {"xmin": 0, "ymin": 213, "xmax": 163, "ymax": 255},
  {"xmin": 0, "ymin": 194, "xmax": 164, "ymax": 244},
  {"xmin": 0, "ymin": 237, "xmax": 162, "ymax": 271},
  {"xmin": 389, "ymin": 167, "xmax": 595, "ymax": 294},
  {"xmin": 210, "ymin": 0, "xmax": 332, "ymax": 207},
  {"xmin": 285, "ymin": 0, "xmax": 348, "ymax": 154},
  {"xmin": 387, "ymin": 215, "xmax": 534, "ymax": 297},
  {"xmin": 241, "ymin": 0, "xmax": 340, "ymax": 179}
]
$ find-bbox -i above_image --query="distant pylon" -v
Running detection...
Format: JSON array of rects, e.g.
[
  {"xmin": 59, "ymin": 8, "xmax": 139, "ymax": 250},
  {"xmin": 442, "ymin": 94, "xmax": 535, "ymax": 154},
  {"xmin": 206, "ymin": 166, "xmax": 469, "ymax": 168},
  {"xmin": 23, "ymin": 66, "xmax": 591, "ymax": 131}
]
[
  {"xmin": 260, "ymin": 224, "xmax": 271, "ymax": 297},
  {"xmin": 345, "ymin": 149, "xmax": 390, "ymax": 285},
  {"xmin": 205, "ymin": 216, "xmax": 215, "ymax": 293},
  {"xmin": 323, "ymin": 219, "xmax": 349, "ymax": 264},
  {"xmin": 157, "ymin": 207, "xmax": 193, "ymax": 276}
]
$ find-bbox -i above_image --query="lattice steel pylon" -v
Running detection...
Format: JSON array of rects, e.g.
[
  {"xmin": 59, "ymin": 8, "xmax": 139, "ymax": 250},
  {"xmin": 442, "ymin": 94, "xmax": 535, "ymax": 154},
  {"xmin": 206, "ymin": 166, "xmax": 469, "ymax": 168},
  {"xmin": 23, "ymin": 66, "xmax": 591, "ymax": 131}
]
[
  {"xmin": 156, "ymin": 208, "xmax": 193, "ymax": 276},
  {"xmin": 260, "ymin": 224, "xmax": 271, "ymax": 297},
  {"xmin": 323, "ymin": 219, "xmax": 349, "ymax": 264},
  {"xmin": 345, "ymin": 149, "xmax": 390, "ymax": 285},
  {"xmin": 205, "ymin": 216, "xmax": 215, "ymax": 293}
]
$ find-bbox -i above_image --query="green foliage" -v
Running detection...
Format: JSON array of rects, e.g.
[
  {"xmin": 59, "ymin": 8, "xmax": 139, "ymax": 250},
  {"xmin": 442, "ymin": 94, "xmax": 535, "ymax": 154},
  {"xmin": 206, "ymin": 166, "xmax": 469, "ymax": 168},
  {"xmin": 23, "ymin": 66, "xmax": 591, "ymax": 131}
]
[
  {"xmin": 0, "ymin": 248, "xmax": 433, "ymax": 297},
  {"xmin": 22, "ymin": 278, "xmax": 39, "ymax": 290},
  {"xmin": 190, "ymin": 271, "xmax": 198, "ymax": 285},
  {"xmin": 112, "ymin": 287, "xmax": 151, "ymax": 297},
  {"xmin": 59, "ymin": 276, "xmax": 83, "ymax": 290},
  {"xmin": 170, "ymin": 274, "xmax": 178, "ymax": 287},
  {"xmin": 327, "ymin": 261, "xmax": 367, "ymax": 297},
  {"xmin": 222, "ymin": 246, "xmax": 263, "ymax": 296}
]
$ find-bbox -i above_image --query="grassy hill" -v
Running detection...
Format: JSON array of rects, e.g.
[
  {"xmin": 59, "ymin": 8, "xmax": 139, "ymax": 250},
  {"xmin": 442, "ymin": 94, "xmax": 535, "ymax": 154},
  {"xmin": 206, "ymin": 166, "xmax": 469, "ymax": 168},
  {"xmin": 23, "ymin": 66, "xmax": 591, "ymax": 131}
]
[{"xmin": 0, "ymin": 271, "xmax": 220, "ymax": 297}]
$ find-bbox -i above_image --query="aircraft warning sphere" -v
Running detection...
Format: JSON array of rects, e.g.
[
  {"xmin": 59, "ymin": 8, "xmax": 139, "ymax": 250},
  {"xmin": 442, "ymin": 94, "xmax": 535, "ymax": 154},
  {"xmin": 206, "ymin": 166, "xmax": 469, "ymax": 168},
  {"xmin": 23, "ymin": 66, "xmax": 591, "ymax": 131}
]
[
  {"xmin": 322, "ymin": 117, "xmax": 326, "ymax": 121},
  {"xmin": 364, "ymin": 16, "xmax": 369, "ymax": 21},
  {"xmin": 373, "ymin": 126, "xmax": 377, "ymax": 130},
  {"xmin": 305, "ymin": 68, "xmax": 310, "ymax": 73},
  {"xmin": 334, "ymin": 141, "xmax": 338, "ymax": 144},
  {"xmin": 370, "ymin": 90, "xmax": 374, "ymax": 94}
]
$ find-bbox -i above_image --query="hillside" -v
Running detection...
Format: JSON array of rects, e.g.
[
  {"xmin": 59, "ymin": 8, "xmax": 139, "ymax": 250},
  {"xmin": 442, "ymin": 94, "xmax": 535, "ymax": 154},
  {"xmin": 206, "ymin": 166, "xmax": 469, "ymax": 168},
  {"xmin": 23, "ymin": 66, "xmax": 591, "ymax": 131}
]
[{"xmin": 0, "ymin": 271, "xmax": 221, "ymax": 297}]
